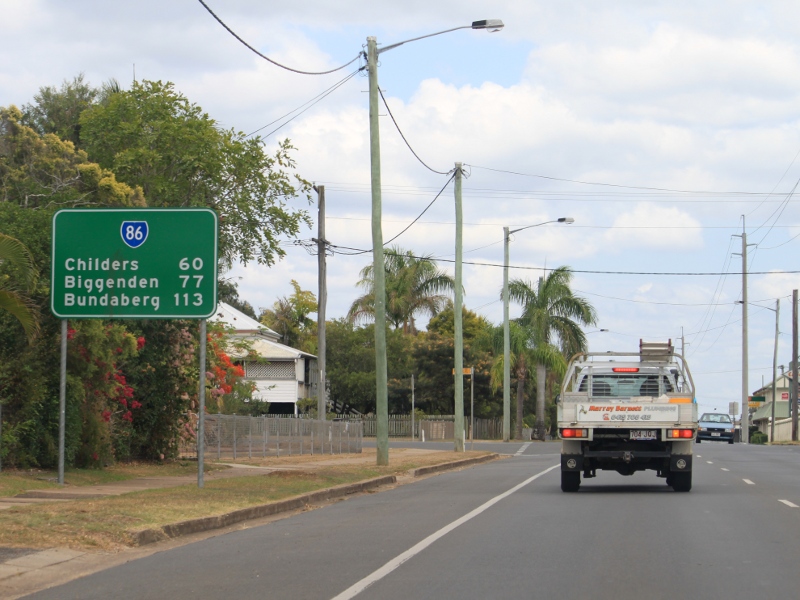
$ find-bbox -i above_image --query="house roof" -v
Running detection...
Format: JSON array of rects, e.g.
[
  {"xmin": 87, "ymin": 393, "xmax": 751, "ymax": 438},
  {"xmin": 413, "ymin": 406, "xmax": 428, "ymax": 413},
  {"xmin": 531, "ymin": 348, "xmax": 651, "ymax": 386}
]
[
  {"xmin": 244, "ymin": 336, "xmax": 316, "ymax": 361},
  {"xmin": 752, "ymin": 401, "xmax": 791, "ymax": 421},
  {"xmin": 752, "ymin": 373, "xmax": 795, "ymax": 397},
  {"xmin": 211, "ymin": 302, "xmax": 316, "ymax": 362},
  {"xmin": 211, "ymin": 302, "xmax": 280, "ymax": 340}
]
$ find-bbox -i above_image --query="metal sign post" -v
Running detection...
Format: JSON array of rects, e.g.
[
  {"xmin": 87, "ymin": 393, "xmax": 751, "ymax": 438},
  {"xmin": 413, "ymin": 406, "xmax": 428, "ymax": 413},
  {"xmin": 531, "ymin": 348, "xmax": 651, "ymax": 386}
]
[
  {"xmin": 198, "ymin": 319, "xmax": 207, "ymax": 488},
  {"xmin": 58, "ymin": 320, "xmax": 67, "ymax": 485}
]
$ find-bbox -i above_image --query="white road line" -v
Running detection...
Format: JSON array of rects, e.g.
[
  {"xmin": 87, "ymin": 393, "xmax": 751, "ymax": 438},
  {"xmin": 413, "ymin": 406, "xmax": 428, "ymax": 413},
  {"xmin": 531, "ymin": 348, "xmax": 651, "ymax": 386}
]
[
  {"xmin": 515, "ymin": 443, "xmax": 532, "ymax": 456},
  {"xmin": 779, "ymin": 499, "xmax": 799, "ymax": 508},
  {"xmin": 330, "ymin": 463, "xmax": 560, "ymax": 600},
  {"xmin": 743, "ymin": 479, "xmax": 755, "ymax": 485},
  {"xmin": 721, "ymin": 468, "xmax": 730, "ymax": 472},
  {"xmin": 706, "ymin": 461, "xmax": 713, "ymax": 464}
]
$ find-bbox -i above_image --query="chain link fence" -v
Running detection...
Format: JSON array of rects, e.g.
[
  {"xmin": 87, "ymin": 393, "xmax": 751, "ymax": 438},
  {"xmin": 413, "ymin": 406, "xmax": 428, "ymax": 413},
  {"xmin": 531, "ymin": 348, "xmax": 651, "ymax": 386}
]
[
  {"xmin": 182, "ymin": 414, "xmax": 363, "ymax": 460},
  {"xmin": 356, "ymin": 415, "xmax": 503, "ymax": 440}
]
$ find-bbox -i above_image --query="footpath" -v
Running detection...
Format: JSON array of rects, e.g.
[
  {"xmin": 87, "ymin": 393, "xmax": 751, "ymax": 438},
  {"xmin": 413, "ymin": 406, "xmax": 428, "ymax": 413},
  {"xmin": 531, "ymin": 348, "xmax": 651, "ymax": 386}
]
[{"xmin": 0, "ymin": 448, "xmax": 498, "ymax": 599}]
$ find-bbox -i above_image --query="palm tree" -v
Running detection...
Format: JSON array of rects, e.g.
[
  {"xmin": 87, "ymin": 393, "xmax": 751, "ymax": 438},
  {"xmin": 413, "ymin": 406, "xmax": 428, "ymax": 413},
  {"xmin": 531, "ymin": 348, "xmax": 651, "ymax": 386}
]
[
  {"xmin": 348, "ymin": 247, "xmax": 455, "ymax": 334},
  {"xmin": 509, "ymin": 267, "xmax": 597, "ymax": 439},
  {"xmin": 489, "ymin": 321, "xmax": 537, "ymax": 439},
  {"xmin": 0, "ymin": 233, "xmax": 39, "ymax": 342}
]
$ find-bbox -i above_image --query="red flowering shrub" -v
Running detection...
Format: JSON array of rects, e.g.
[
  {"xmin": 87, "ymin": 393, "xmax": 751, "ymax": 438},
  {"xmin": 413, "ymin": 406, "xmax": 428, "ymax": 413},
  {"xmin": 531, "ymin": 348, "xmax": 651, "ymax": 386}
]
[
  {"xmin": 66, "ymin": 321, "xmax": 143, "ymax": 467},
  {"xmin": 202, "ymin": 324, "xmax": 253, "ymax": 414}
]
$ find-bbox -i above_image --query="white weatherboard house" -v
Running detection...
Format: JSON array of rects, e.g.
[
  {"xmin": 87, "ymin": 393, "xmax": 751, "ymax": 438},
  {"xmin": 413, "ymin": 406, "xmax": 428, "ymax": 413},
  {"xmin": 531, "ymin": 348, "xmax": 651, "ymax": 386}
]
[{"xmin": 211, "ymin": 302, "xmax": 317, "ymax": 414}]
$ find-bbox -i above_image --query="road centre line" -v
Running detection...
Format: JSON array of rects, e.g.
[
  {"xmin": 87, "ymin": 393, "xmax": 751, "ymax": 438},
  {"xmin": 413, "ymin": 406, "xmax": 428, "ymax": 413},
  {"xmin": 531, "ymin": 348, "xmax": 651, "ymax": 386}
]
[
  {"xmin": 779, "ymin": 500, "xmax": 799, "ymax": 508},
  {"xmin": 706, "ymin": 461, "xmax": 713, "ymax": 464},
  {"xmin": 743, "ymin": 479, "xmax": 755, "ymax": 485},
  {"xmin": 721, "ymin": 468, "xmax": 730, "ymax": 471},
  {"xmin": 515, "ymin": 443, "xmax": 532, "ymax": 456},
  {"xmin": 330, "ymin": 463, "xmax": 560, "ymax": 600}
]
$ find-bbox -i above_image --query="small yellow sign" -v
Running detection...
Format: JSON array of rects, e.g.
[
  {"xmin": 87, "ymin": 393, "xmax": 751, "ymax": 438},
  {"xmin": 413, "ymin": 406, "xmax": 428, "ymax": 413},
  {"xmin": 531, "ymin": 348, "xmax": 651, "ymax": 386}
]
[{"xmin": 452, "ymin": 368, "xmax": 473, "ymax": 375}]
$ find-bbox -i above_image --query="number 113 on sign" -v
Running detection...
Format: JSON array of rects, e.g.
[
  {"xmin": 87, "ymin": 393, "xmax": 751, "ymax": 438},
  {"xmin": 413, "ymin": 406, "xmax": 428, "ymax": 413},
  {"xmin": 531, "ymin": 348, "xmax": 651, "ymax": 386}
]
[{"xmin": 175, "ymin": 293, "xmax": 203, "ymax": 306}]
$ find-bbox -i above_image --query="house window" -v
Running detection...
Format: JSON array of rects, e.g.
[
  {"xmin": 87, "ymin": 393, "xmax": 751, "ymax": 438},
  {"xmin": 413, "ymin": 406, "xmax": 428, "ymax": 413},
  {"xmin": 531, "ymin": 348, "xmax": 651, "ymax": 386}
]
[{"xmin": 245, "ymin": 361, "xmax": 294, "ymax": 379}]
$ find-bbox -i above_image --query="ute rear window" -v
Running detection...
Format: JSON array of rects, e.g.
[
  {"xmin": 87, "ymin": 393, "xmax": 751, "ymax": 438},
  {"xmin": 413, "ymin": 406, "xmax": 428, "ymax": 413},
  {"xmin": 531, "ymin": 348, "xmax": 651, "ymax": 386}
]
[{"xmin": 578, "ymin": 374, "xmax": 674, "ymax": 397}]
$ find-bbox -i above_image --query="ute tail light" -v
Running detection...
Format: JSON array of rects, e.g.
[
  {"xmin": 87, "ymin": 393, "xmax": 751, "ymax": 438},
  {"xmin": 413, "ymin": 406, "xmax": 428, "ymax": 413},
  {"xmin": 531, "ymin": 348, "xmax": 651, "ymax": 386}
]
[
  {"xmin": 561, "ymin": 428, "xmax": 588, "ymax": 438},
  {"xmin": 667, "ymin": 429, "xmax": 694, "ymax": 439},
  {"xmin": 612, "ymin": 367, "xmax": 639, "ymax": 372}
]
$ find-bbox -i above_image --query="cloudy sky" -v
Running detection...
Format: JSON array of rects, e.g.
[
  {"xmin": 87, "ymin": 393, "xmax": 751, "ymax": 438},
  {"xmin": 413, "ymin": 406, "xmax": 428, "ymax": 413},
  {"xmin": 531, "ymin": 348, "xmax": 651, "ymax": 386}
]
[{"xmin": 4, "ymin": 0, "xmax": 800, "ymax": 415}]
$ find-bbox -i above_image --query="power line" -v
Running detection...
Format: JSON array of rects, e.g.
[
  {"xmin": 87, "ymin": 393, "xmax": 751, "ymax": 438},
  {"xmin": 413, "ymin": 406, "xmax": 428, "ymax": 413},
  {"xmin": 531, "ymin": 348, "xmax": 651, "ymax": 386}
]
[
  {"xmin": 752, "ymin": 177, "xmax": 800, "ymax": 243},
  {"xmin": 326, "ymin": 246, "xmax": 800, "ymax": 276},
  {"xmin": 247, "ymin": 68, "xmax": 362, "ymax": 138},
  {"xmin": 197, "ymin": 0, "xmax": 361, "ymax": 75},
  {"xmin": 323, "ymin": 215, "xmax": 800, "ymax": 230},
  {"xmin": 383, "ymin": 173, "xmax": 455, "ymax": 245},
  {"xmin": 746, "ymin": 147, "xmax": 800, "ymax": 217},
  {"xmin": 573, "ymin": 288, "xmax": 757, "ymax": 307},
  {"xmin": 466, "ymin": 164, "xmax": 792, "ymax": 196},
  {"xmin": 377, "ymin": 87, "xmax": 450, "ymax": 175}
]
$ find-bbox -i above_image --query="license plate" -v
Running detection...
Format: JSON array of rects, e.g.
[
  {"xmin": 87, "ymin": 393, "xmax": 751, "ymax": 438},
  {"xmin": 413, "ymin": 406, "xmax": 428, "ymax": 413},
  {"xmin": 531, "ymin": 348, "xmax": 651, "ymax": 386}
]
[
  {"xmin": 711, "ymin": 432, "xmax": 721, "ymax": 437},
  {"xmin": 630, "ymin": 430, "xmax": 657, "ymax": 440}
]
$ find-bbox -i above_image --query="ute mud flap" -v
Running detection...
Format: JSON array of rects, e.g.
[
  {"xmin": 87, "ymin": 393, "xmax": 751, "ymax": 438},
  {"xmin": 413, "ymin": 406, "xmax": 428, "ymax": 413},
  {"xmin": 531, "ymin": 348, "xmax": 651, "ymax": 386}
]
[
  {"xmin": 670, "ymin": 454, "xmax": 692, "ymax": 472},
  {"xmin": 561, "ymin": 454, "xmax": 583, "ymax": 471}
]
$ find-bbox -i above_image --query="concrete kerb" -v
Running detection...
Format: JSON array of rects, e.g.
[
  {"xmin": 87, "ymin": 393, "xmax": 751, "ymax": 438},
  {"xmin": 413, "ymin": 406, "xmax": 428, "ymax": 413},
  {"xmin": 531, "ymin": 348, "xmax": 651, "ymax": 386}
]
[
  {"xmin": 409, "ymin": 453, "xmax": 499, "ymax": 477},
  {"xmin": 129, "ymin": 474, "xmax": 396, "ymax": 546},
  {"xmin": 129, "ymin": 453, "xmax": 500, "ymax": 546}
]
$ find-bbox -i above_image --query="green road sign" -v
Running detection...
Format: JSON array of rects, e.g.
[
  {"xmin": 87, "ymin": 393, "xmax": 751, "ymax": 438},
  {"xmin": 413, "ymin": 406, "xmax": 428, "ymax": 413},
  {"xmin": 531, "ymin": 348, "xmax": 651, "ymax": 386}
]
[{"xmin": 51, "ymin": 208, "xmax": 218, "ymax": 319}]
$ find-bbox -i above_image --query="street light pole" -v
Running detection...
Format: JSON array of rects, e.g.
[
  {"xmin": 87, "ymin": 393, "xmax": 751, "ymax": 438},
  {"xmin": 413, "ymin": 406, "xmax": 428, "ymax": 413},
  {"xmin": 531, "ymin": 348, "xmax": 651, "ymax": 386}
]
[
  {"xmin": 503, "ymin": 218, "xmax": 574, "ymax": 441},
  {"xmin": 366, "ymin": 20, "xmax": 503, "ymax": 465},
  {"xmin": 454, "ymin": 163, "xmax": 465, "ymax": 452}
]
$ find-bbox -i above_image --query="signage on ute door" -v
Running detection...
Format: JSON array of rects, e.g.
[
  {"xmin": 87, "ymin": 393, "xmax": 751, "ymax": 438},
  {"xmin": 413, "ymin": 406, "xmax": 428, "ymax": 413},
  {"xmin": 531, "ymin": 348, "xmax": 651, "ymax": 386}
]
[{"xmin": 51, "ymin": 208, "xmax": 218, "ymax": 319}]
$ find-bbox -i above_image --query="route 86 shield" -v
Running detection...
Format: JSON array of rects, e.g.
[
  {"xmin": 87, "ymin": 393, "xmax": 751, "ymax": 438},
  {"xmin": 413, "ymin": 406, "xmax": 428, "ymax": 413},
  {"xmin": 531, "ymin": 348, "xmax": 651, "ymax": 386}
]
[{"xmin": 121, "ymin": 221, "xmax": 149, "ymax": 248}]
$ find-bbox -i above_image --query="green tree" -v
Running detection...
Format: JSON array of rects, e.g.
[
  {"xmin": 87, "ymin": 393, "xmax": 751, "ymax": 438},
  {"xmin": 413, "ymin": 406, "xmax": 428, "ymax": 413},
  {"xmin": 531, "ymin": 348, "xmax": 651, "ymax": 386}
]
[
  {"xmin": 488, "ymin": 321, "xmax": 538, "ymax": 438},
  {"xmin": 325, "ymin": 319, "xmax": 412, "ymax": 415},
  {"xmin": 427, "ymin": 306, "xmax": 493, "ymax": 342},
  {"xmin": 259, "ymin": 280, "xmax": 317, "ymax": 352},
  {"xmin": 508, "ymin": 267, "xmax": 597, "ymax": 439},
  {"xmin": 20, "ymin": 73, "xmax": 97, "ymax": 148},
  {"xmin": 411, "ymin": 331, "xmax": 498, "ymax": 418},
  {"xmin": 0, "ymin": 108, "xmax": 145, "ymax": 468},
  {"xmin": 0, "ymin": 233, "xmax": 39, "ymax": 341},
  {"xmin": 0, "ymin": 105, "xmax": 145, "ymax": 208},
  {"xmin": 79, "ymin": 80, "xmax": 312, "ymax": 267},
  {"xmin": 349, "ymin": 247, "xmax": 455, "ymax": 334}
]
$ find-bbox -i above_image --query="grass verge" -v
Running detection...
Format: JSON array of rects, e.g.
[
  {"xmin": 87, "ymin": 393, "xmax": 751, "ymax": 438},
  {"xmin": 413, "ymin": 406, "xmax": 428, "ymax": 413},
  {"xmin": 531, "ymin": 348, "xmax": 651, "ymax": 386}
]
[
  {"xmin": 0, "ymin": 461, "xmax": 223, "ymax": 498},
  {"xmin": 0, "ymin": 450, "xmax": 491, "ymax": 552}
]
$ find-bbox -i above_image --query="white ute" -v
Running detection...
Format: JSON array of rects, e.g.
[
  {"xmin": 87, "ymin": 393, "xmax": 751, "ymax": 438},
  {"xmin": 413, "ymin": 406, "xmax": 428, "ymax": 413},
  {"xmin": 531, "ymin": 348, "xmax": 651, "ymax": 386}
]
[{"xmin": 557, "ymin": 340, "xmax": 697, "ymax": 492}]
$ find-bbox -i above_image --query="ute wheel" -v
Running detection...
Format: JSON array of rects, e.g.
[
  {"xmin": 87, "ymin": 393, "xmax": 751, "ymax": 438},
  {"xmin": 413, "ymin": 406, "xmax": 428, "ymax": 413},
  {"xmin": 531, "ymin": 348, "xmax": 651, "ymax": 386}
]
[
  {"xmin": 671, "ymin": 471, "xmax": 692, "ymax": 492},
  {"xmin": 695, "ymin": 438, "xmax": 701, "ymax": 444},
  {"xmin": 665, "ymin": 476, "xmax": 673, "ymax": 487},
  {"xmin": 728, "ymin": 439, "xmax": 734, "ymax": 445},
  {"xmin": 561, "ymin": 471, "xmax": 580, "ymax": 492}
]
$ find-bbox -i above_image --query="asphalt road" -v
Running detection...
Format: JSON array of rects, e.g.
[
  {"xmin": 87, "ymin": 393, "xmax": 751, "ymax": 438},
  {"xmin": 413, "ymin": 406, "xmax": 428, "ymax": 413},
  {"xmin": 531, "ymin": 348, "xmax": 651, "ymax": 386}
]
[{"xmin": 27, "ymin": 441, "xmax": 800, "ymax": 599}]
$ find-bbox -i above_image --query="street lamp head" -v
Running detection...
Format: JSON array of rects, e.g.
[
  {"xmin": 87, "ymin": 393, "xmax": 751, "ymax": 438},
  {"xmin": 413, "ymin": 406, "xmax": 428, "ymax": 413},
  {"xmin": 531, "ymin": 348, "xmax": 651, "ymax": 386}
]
[
  {"xmin": 472, "ymin": 19, "xmax": 505, "ymax": 32},
  {"xmin": 558, "ymin": 217, "xmax": 575, "ymax": 224}
]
